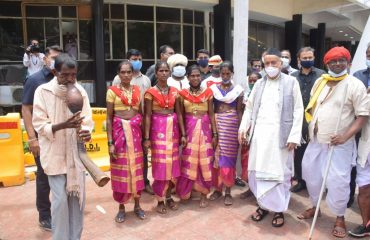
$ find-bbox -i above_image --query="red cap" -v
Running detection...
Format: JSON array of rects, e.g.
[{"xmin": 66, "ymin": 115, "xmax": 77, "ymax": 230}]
[{"xmin": 323, "ymin": 46, "xmax": 351, "ymax": 64}]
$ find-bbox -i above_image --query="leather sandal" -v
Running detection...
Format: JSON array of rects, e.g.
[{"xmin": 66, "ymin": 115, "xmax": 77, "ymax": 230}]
[
  {"xmin": 224, "ymin": 194, "xmax": 233, "ymax": 206},
  {"xmin": 297, "ymin": 207, "xmax": 320, "ymax": 220},
  {"xmin": 156, "ymin": 202, "xmax": 167, "ymax": 214},
  {"xmin": 115, "ymin": 210, "xmax": 126, "ymax": 223},
  {"xmin": 209, "ymin": 191, "xmax": 222, "ymax": 201},
  {"xmin": 272, "ymin": 212, "xmax": 285, "ymax": 227},
  {"xmin": 166, "ymin": 198, "xmax": 179, "ymax": 210},
  {"xmin": 251, "ymin": 207, "xmax": 269, "ymax": 222},
  {"xmin": 199, "ymin": 194, "xmax": 209, "ymax": 208},
  {"xmin": 134, "ymin": 207, "xmax": 146, "ymax": 220},
  {"xmin": 332, "ymin": 218, "xmax": 346, "ymax": 238}
]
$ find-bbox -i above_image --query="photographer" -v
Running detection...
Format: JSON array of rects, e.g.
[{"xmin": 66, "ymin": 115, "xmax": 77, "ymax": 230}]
[{"xmin": 23, "ymin": 39, "xmax": 45, "ymax": 77}]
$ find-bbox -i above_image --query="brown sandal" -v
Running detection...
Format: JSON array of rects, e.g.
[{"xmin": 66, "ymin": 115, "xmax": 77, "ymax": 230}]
[
  {"xmin": 156, "ymin": 202, "xmax": 167, "ymax": 214},
  {"xmin": 332, "ymin": 218, "xmax": 346, "ymax": 238},
  {"xmin": 199, "ymin": 194, "xmax": 209, "ymax": 208},
  {"xmin": 240, "ymin": 189, "xmax": 253, "ymax": 199},
  {"xmin": 209, "ymin": 190, "xmax": 222, "ymax": 201},
  {"xmin": 224, "ymin": 194, "xmax": 233, "ymax": 206},
  {"xmin": 166, "ymin": 198, "xmax": 179, "ymax": 210},
  {"xmin": 297, "ymin": 207, "xmax": 320, "ymax": 220}
]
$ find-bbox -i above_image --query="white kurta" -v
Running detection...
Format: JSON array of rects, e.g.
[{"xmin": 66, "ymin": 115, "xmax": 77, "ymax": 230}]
[{"xmin": 240, "ymin": 76, "xmax": 303, "ymax": 212}]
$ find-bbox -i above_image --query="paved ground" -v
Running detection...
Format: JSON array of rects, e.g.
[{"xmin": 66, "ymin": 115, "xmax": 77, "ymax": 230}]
[{"xmin": 0, "ymin": 174, "xmax": 363, "ymax": 240}]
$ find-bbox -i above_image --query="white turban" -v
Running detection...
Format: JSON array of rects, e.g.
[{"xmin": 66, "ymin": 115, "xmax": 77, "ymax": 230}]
[{"xmin": 167, "ymin": 53, "xmax": 188, "ymax": 70}]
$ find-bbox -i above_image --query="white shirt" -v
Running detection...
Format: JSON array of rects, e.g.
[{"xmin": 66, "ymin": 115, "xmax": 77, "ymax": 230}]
[
  {"xmin": 23, "ymin": 53, "xmax": 45, "ymax": 76},
  {"xmin": 167, "ymin": 76, "xmax": 189, "ymax": 90}
]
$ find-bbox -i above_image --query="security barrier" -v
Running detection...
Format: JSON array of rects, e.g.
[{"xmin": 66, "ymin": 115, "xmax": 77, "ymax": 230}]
[
  {"xmin": 0, "ymin": 113, "xmax": 25, "ymax": 186},
  {"xmin": 86, "ymin": 108, "xmax": 110, "ymax": 172}
]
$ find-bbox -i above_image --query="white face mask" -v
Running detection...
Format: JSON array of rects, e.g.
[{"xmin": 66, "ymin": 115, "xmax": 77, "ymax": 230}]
[
  {"xmin": 328, "ymin": 68, "xmax": 347, "ymax": 78},
  {"xmin": 366, "ymin": 59, "xmax": 370, "ymax": 68},
  {"xmin": 49, "ymin": 59, "xmax": 55, "ymax": 70},
  {"xmin": 265, "ymin": 66, "xmax": 280, "ymax": 78},
  {"xmin": 172, "ymin": 66, "xmax": 186, "ymax": 77},
  {"xmin": 281, "ymin": 58, "xmax": 290, "ymax": 68}
]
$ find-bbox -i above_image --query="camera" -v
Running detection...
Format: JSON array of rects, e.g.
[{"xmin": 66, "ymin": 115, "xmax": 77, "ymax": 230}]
[
  {"xmin": 26, "ymin": 44, "xmax": 40, "ymax": 54},
  {"xmin": 30, "ymin": 44, "xmax": 40, "ymax": 53}
]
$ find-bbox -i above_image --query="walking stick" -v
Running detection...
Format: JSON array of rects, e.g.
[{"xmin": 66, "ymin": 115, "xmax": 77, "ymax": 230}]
[{"xmin": 308, "ymin": 83, "xmax": 349, "ymax": 240}]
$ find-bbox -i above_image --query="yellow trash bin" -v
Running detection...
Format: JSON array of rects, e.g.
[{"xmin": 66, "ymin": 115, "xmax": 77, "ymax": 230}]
[
  {"xmin": 0, "ymin": 113, "xmax": 25, "ymax": 187},
  {"xmin": 86, "ymin": 108, "xmax": 110, "ymax": 171}
]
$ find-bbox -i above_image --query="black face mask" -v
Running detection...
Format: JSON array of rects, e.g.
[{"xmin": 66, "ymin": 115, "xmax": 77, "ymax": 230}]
[
  {"xmin": 212, "ymin": 68, "xmax": 220, "ymax": 75},
  {"xmin": 300, "ymin": 60, "xmax": 314, "ymax": 69}
]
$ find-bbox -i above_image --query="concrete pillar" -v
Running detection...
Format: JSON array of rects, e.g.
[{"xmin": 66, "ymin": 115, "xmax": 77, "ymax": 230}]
[
  {"xmin": 309, "ymin": 23, "xmax": 326, "ymax": 69},
  {"xmin": 232, "ymin": 0, "xmax": 249, "ymax": 89},
  {"xmin": 92, "ymin": 0, "xmax": 106, "ymax": 107}
]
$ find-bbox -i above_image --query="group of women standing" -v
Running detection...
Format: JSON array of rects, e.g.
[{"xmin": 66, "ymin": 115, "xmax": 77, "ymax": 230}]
[{"xmin": 106, "ymin": 59, "xmax": 245, "ymax": 223}]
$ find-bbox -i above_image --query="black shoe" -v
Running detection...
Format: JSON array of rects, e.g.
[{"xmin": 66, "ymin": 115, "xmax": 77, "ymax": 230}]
[
  {"xmin": 347, "ymin": 196, "xmax": 355, "ymax": 208},
  {"xmin": 235, "ymin": 177, "xmax": 246, "ymax": 187},
  {"xmin": 348, "ymin": 224, "xmax": 370, "ymax": 238},
  {"xmin": 39, "ymin": 219, "xmax": 51, "ymax": 231},
  {"xmin": 290, "ymin": 181, "xmax": 306, "ymax": 193}
]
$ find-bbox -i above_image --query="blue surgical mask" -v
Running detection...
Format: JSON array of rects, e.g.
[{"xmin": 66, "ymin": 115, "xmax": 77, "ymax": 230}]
[
  {"xmin": 197, "ymin": 59, "xmax": 209, "ymax": 68},
  {"xmin": 131, "ymin": 60, "xmax": 142, "ymax": 72},
  {"xmin": 328, "ymin": 68, "xmax": 347, "ymax": 78},
  {"xmin": 300, "ymin": 60, "xmax": 314, "ymax": 69},
  {"xmin": 172, "ymin": 66, "xmax": 186, "ymax": 77},
  {"xmin": 366, "ymin": 59, "xmax": 370, "ymax": 68}
]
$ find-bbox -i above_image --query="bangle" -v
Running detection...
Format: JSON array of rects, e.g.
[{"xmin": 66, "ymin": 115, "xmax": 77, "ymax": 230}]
[
  {"xmin": 28, "ymin": 138, "xmax": 37, "ymax": 143},
  {"xmin": 108, "ymin": 140, "xmax": 114, "ymax": 146},
  {"xmin": 182, "ymin": 135, "xmax": 187, "ymax": 138},
  {"xmin": 144, "ymin": 138, "xmax": 150, "ymax": 141}
]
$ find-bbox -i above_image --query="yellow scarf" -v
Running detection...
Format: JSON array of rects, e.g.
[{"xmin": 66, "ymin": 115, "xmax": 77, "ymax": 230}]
[{"xmin": 304, "ymin": 73, "xmax": 348, "ymax": 122}]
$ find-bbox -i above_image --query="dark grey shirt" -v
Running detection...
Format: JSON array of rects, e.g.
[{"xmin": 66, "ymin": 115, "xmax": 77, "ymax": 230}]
[
  {"xmin": 145, "ymin": 64, "xmax": 157, "ymax": 86},
  {"xmin": 22, "ymin": 67, "xmax": 54, "ymax": 105},
  {"xmin": 291, "ymin": 67, "xmax": 326, "ymax": 108},
  {"xmin": 353, "ymin": 68, "xmax": 370, "ymax": 88}
]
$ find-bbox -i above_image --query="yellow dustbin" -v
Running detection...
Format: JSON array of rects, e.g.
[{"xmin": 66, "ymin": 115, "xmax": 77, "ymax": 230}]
[
  {"xmin": 86, "ymin": 108, "xmax": 110, "ymax": 171},
  {"xmin": 0, "ymin": 113, "xmax": 25, "ymax": 187}
]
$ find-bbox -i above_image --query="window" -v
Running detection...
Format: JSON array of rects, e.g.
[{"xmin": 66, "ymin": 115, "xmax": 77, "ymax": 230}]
[
  {"xmin": 112, "ymin": 22, "xmax": 125, "ymax": 59},
  {"xmin": 156, "ymin": 7, "xmax": 180, "ymax": 23},
  {"xmin": 26, "ymin": 6, "xmax": 58, "ymax": 18},
  {"xmin": 79, "ymin": 20, "xmax": 93, "ymax": 60},
  {"xmin": 110, "ymin": 4, "xmax": 124, "ymax": 20},
  {"xmin": 156, "ymin": 23, "xmax": 181, "ymax": 53},
  {"xmin": 0, "ymin": 1, "xmax": 21, "ymax": 17},
  {"xmin": 183, "ymin": 25, "xmax": 193, "ymax": 59},
  {"xmin": 127, "ymin": 5, "xmax": 153, "ymax": 21},
  {"xmin": 62, "ymin": 6, "xmax": 76, "ymax": 18},
  {"xmin": 127, "ymin": 22, "xmax": 154, "ymax": 59},
  {"xmin": 0, "ymin": 19, "xmax": 23, "ymax": 61}
]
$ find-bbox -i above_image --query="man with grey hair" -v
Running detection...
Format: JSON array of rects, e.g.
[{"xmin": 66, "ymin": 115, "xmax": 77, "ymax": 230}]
[
  {"xmin": 239, "ymin": 48, "xmax": 303, "ymax": 227},
  {"xmin": 32, "ymin": 53, "xmax": 93, "ymax": 239},
  {"xmin": 290, "ymin": 47, "xmax": 326, "ymax": 193}
]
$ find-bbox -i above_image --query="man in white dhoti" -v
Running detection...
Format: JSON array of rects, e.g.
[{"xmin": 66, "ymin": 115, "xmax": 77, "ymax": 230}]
[
  {"xmin": 238, "ymin": 48, "xmax": 304, "ymax": 227},
  {"xmin": 297, "ymin": 46, "xmax": 369, "ymax": 238}
]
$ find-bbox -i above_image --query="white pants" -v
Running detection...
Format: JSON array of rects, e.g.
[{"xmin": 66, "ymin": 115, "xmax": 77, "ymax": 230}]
[
  {"xmin": 356, "ymin": 154, "xmax": 370, "ymax": 187},
  {"xmin": 248, "ymin": 154, "xmax": 292, "ymax": 213},
  {"xmin": 48, "ymin": 174, "xmax": 85, "ymax": 240},
  {"xmin": 302, "ymin": 137, "xmax": 356, "ymax": 216}
]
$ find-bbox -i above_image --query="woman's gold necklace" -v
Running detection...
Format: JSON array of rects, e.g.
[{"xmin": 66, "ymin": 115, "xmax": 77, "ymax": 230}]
[{"xmin": 121, "ymin": 84, "xmax": 133, "ymax": 108}]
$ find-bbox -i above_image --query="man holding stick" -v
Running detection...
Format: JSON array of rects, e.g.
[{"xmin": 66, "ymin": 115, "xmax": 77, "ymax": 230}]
[{"xmin": 297, "ymin": 46, "xmax": 369, "ymax": 238}]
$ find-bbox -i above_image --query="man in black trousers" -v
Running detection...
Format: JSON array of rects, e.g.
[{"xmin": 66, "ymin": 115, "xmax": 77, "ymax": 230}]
[{"xmin": 21, "ymin": 45, "xmax": 63, "ymax": 231}]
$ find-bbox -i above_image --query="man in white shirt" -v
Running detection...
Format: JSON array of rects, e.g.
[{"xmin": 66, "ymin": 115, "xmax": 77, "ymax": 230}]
[{"xmin": 23, "ymin": 39, "xmax": 45, "ymax": 77}]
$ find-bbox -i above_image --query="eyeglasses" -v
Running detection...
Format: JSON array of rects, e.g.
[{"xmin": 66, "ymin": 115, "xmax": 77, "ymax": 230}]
[{"xmin": 327, "ymin": 58, "xmax": 347, "ymax": 66}]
